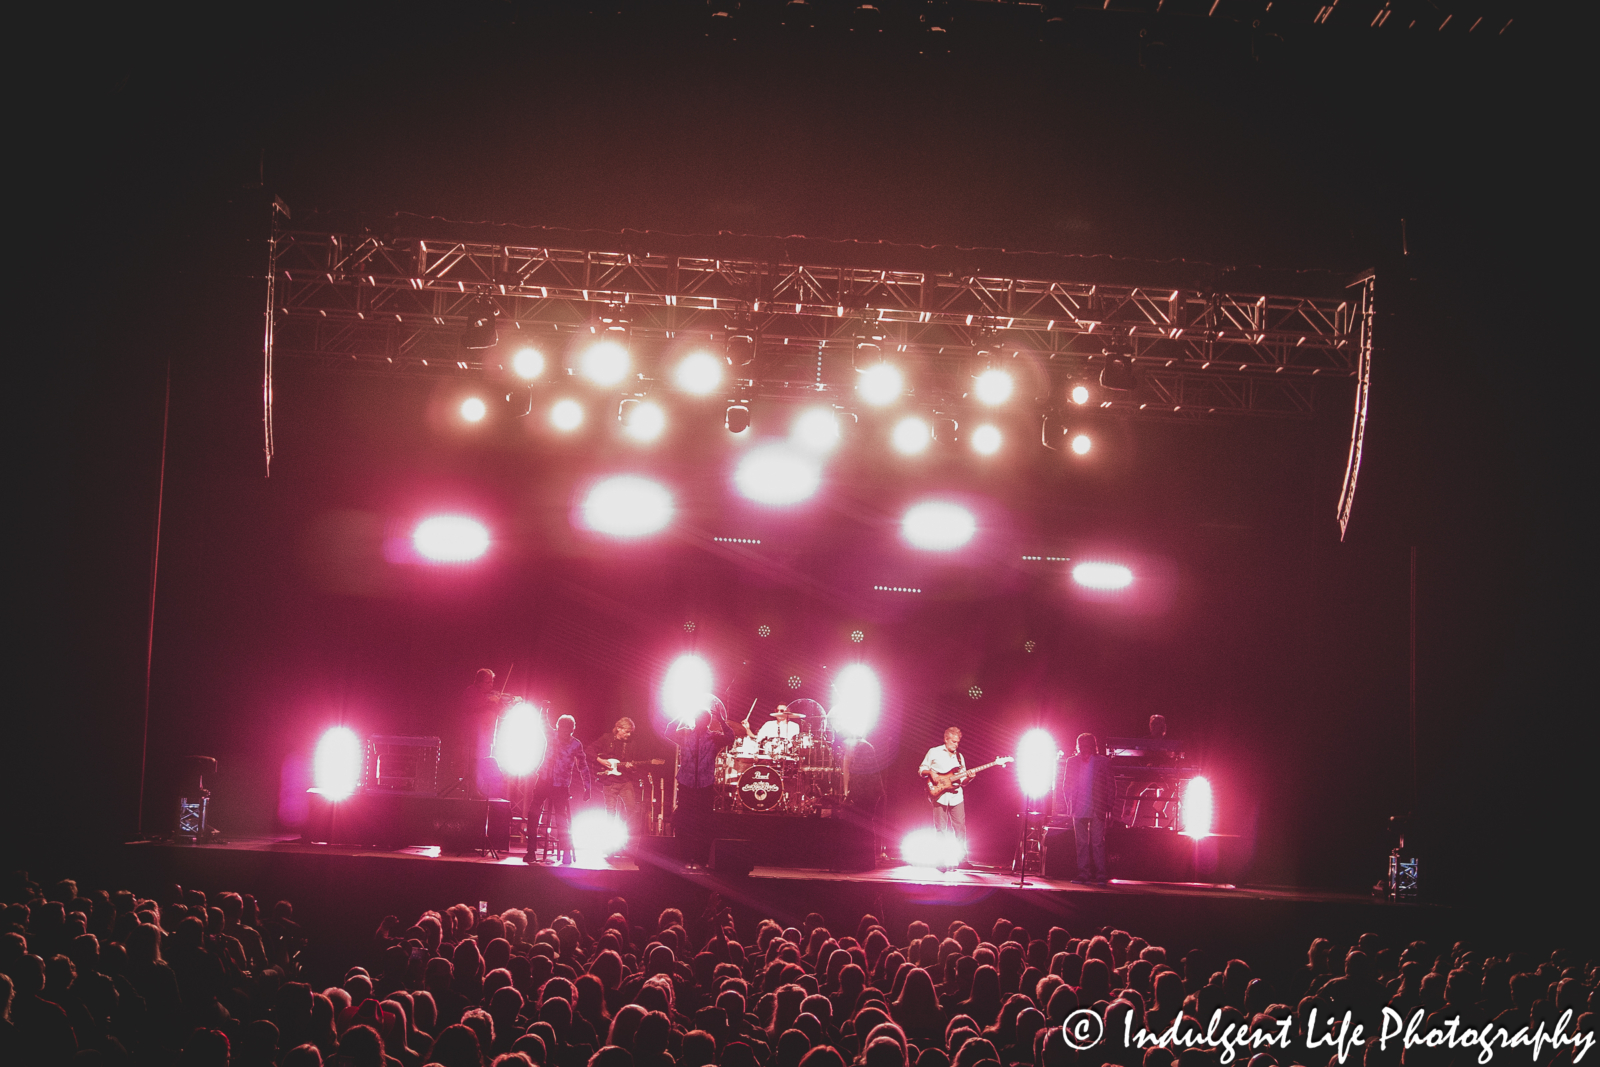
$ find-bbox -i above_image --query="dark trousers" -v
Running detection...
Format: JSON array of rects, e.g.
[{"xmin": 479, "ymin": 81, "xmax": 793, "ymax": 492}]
[
  {"xmin": 1074, "ymin": 815, "xmax": 1107, "ymax": 881},
  {"xmin": 603, "ymin": 780, "xmax": 640, "ymax": 836},
  {"xmin": 675, "ymin": 784, "xmax": 715, "ymax": 864},
  {"xmin": 529, "ymin": 781, "xmax": 572, "ymax": 856}
]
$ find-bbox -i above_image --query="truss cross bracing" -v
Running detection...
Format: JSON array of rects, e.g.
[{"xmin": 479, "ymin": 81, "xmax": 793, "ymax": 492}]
[{"xmin": 270, "ymin": 230, "xmax": 1373, "ymax": 424}]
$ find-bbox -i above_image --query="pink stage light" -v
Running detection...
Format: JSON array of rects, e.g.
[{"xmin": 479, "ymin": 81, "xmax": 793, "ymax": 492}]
[
  {"xmin": 829, "ymin": 664, "xmax": 881, "ymax": 737},
  {"xmin": 734, "ymin": 444, "xmax": 821, "ymax": 505},
  {"xmin": 1183, "ymin": 776, "xmax": 1214, "ymax": 839},
  {"xmin": 460, "ymin": 397, "xmax": 487, "ymax": 422},
  {"xmin": 857, "ymin": 363, "xmax": 904, "ymax": 407},
  {"xmin": 663, "ymin": 654, "xmax": 714, "ymax": 725},
  {"xmin": 974, "ymin": 368, "xmax": 1014, "ymax": 405},
  {"xmin": 313, "ymin": 727, "xmax": 363, "ymax": 801},
  {"xmin": 413, "ymin": 516, "xmax": 490, "ymax": 562},
  {"xmin": 971, "ymin": 424, "xmax": 1002, "ymax": 455},
  {"xmin": 512, "ymin": 347, "xmax": 546, "ymax": 380},
  {"xmin": 551, "ymin": 398, "xmax": 585, "ymax": 431},
  {"xmin": 1016, "ymin": 728, "xmax": 1058, "ymax": 799},
  {"xmin": 901, "ymin": 828, "xmax": 965, "ymax": 869},
  {"xmin": 1072, "ymin": 561, "xmax": 1132, "ymax": 589},
  {"xmin": 581, "ymin": 476, "xmax": 673, "ymax": 537},
  {"xmin": 1070, "ymin": 384, "xmax": 1091, "ymax": 405},
  {"xmin": 1071, "ymin": 433, "xmax": 1092, "ymax": 455},
  {"xmin": 792, "ymin": 408, "xmax": 842, "ymax": 452},
  {"xmin": 493, "ymin": 701, "xmax": 548, "ymax": 777},
  {"xmin": 891, "ymin": 416, "xmax": 932, "ymax": 455},
  {"xmin": 580, "ymin": 340, "xmax": 630, "ymax": 386},
  {"xmin": 902, "ymin": 501, "xmax": 976, "ymax": 550}
]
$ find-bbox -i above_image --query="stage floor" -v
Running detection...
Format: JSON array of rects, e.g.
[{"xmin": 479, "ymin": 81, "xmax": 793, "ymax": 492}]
[{"xmin": 142, "ymin": 835, "xmax": 1377, "ymax": 907}]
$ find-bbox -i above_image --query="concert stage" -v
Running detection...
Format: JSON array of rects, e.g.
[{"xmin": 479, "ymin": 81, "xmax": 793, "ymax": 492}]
[{"xmin": 109, "ymin": 834, "xmax": 1469, "ymax": 988}]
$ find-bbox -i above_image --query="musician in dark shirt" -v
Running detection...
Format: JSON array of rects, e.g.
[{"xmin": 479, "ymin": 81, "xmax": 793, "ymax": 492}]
[
  {"xmin": 451, "ymin": 669, "xmax": 506, "ymax": 798},
  {"xmin": 1063, "ymin": 732, "xmax": 1114, "ymax": 884},
  {"xmin": 592, "ymin": 717, "xmax": 643, "ymax": 836}
]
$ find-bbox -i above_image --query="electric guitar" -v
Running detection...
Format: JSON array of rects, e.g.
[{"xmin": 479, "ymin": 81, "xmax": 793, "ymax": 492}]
[
  {"xmin": 599, "ymin": 757, "xmax": 666, "ymax": 778},
  {"xmin": 926, "ymin": 756, "xmax": 1014, "ymax": 801}
]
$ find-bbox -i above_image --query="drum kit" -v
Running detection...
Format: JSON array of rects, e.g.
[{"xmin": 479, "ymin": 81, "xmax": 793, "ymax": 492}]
[{"xmin": 714, "ymin": 700, "xmax": 846, "ymax": 816}]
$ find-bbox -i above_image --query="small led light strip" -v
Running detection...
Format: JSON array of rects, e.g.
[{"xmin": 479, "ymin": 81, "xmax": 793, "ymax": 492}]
[
  {"xmin": 874, "ymin": 585, "xmax": 922, "ymax": 593},
  {"xmin": 714, "ymin": 536, "xmax": 761, "ymax": 544},
  {"xmin": 1020, "ymin": 555, "xmax": 1071, "ymax": 562}
]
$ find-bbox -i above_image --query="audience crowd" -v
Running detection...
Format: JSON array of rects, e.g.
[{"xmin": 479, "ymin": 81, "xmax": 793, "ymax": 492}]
[{"xmin": 2, "ymin": 871, "xmax": 1594, "ymax": 1067}]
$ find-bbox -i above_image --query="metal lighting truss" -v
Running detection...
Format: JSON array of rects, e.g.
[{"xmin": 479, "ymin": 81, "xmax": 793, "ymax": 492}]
[
  {"xmin": 271, "ymin": 230, "xmax": 1371, "ymax": 420},
  {"xmin": 266, "ymin": 228, "xmax": 1375, "ymax": 533}
]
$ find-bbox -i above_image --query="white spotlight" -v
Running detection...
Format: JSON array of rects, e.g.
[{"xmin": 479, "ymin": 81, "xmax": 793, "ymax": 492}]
[
  {"xmin": 1072, "ymin": 561, "xmax": 1133, "ymax": 589},
  {"xmin": 902, "ymin": 501, "xmax": 977, "ymax": 551},
  {"xmin": 460, "ymin": 397, "xmax": 487, "ymax": 423},
  {"xmin": 974, "ymin": 368, "xmax": 1014, "ymax": 406},
  {"xmin": 1016, "ymin": 728, "xmax": 1057, "ymax": 799},
  {"xmin": 674, "ymin": 351, "xmax": 724, "ymax": 395},
  {"xmin": 1071, "ymin": 433, "xmax": 1092, "ymax": 455},
  {"xmin": 622, "ymin": 400, "xmax": 666, "ymax": 442},
  {"xmin": 512, "ymin": 347, "xmax": 546, "ymax": 380},
  {"xmin": 830, "ymin": 664, "xmax": 882, "ymax": 737},
  {"xmin": 901, "ymin": 828, "xmax": 965, "ymax": 869},
  {"xmin": 1183, "ymin": 776, "xmax": 1214, "ymax": 839},
  {"xmin": 734, "ymin": 444, "xmax": 821, "ymax": 505},
  {"xmin": 413, "ymin": 516, "xmax": 490, "ymax": 562},
  {"xmin": 580, "ymin": 340, "xmax": 630, "ymax": 386},
  {"xmin": 570, "ymin": 807, "xmax": 630, "ymax": 859},
  {"xmin": 581, "ymin": 476, "xmax": 673, "ymax": 538},
  {"xmin": 971, "ymin": 424, "xmax": 1002, "ymax": 455},
  {"xmin": 551, "ymin": 399, "xmax": 585, "ymax": 432},
  {"xmin": 1070, "ymin": 384, "xmax": 1091, "ymax": 405},
  {"xmin": 313, "ymin": 727, "xmax": 363, "ymax": 801},
  {"xmin": 663, "ymin": 654, "xmax": 714, "ymax": 725},
  {"xmin": 792, "ymin": 408, "xmax": 841, "ymax": 452},
  {"xmin": 493, "ymin": 702, "xmax": 548, "ymax": 777},
  {"xmin": 857, "ymin": 363, "xmax": 904, "ymax": 407},
  {"xmin": 891, "ymin": 417, "xmax": 932, "ymax": 455}
]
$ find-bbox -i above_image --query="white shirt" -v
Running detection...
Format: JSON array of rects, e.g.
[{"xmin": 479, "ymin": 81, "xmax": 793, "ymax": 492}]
[
  {"xmin": 919, "ymin": 745, "xmax": 967, "ymax": 807},
  {"xmin": 756, "ymin": 719, "xmax": 801, "ymax": 740}
]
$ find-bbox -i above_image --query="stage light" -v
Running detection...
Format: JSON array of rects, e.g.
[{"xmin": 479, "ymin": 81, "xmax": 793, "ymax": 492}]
[
  {"xmin": 971, "ymin": 424, "xmax": 1001, "ymax": 455},
  {"xmin": 622, "ymin": 400, "xmax": 666, "ymax": 442},
  {"xmin": 674, "ymin": 351, "xmax": 724, "ymax": 395},
  {"xmin": 512, "ymin": 347, "xmax": 546, "ymax": 380},
  {"xmin": 493, "ymin": 701, "xmax": 548, "ymax": 777},
  {"xmin": 891, "ymin": 416, "xmax": 931, "ymax": 455},
  {"xmin": 551, "ymin": 399, "xmax": 585, "ymax": 431},
  {"xmin": 1071, "ymin": 433, "xmax": 1092, "ymax": 455},
  {"xmin": 413, "ymin": 516, "xmax": 490, "ymax": 562},
  {"xmin": 792, "ymin": 408, "xmax": 841, "ymax": 452},
  {"xmin": 460, "ymin": 397, "xmax": 487, "ymax": 423},
  {"xmin": 313, "ymin": 727, "xmax": 363, "ymax": 801},
  {"xmin": 1183, "ymin": 776, "xmax": 1213, "ymax": 839},
  {"xmin": 974, "ymin": 368, "xmax": 1014, "ymax": 406},
  {"xmin": 830, "ymin": 664, "xmax": 882, "ymax": 737},
  {"xmin": 1100, "ymin": 355, "xmax": 1136, "ymax": 392},
  {"xmin": 1016, "ymin": 728, "xmax": 1057, "ymax": 799},
  {"xmin": 726, "ymin": 405, "xmax": 751, "ymax": 434},
  {"xmin": 663, "ymin": 654, "xmax": 714, "ymax": 725},
  {"xmin": 571, "ymin": 807, "xmax": 629, "ymax": 858},
  {"xmin": 857, "ymin": 363, "xmax": 904, "ymax": 406},
  {"xmin": 581, "ymin": 476, "xmax": 673, "ymax": 538},
  {"xmin": 1072, "ymin": 561, "xmax": 1133, "ymax": 589},
  {"xmin": 1070, "ymin": 384, "xmax": 1091, "ymax": 405},
  {"xmin": 902, "ymin": 501, "xmax": 976, "ymax": 550},
  {"xmin": 901, "ymin": 828, "xmax": 965, "ymax": 869},
  {"xmin": 735, "ymin": 444, "xmax": 821, "ymax": 505},
  {"xmin": 581, "ymin": 340, "xmax": 630, "ymax": 386}
]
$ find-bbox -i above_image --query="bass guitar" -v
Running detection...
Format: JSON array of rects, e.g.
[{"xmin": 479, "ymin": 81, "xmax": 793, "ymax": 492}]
[{"xmin": 926, "ymin": 756, "xmax": 1014, "ymax": 801}]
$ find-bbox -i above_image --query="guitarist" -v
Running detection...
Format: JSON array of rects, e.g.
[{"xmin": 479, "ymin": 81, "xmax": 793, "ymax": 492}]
[
  {"xmin": 592, "ymin": 717, "xmax": 651, "ymax": 836},
  {"xmin": 918, "ymin": 727, "xmax": 969, "ymax": 855}
]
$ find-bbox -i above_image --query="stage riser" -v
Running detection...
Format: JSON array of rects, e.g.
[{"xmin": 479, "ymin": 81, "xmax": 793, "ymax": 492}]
[
  {"xmin": 303, "ymin": 791, "xmax": 512, "ymax": 851},
  {"xmin": 707, "ymin": 812, "xmax": 876, "ymax": 872},
  {"xmin": 1043, "ymin": 827, "xmax": 1251, "ymax": 882}
]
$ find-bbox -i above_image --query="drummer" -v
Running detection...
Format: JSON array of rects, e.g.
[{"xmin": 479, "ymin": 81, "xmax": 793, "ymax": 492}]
[{"xmin": 755, "ymin": 705, "xmax": 803, "ymax": 742}]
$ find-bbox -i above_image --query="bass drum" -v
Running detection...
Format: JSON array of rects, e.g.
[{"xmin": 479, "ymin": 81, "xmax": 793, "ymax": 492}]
[{"xmin": 736, "ymin": 764, "xmax": 786, "ymax": 812}]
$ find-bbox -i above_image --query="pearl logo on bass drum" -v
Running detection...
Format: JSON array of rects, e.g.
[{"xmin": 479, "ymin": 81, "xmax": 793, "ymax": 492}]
[{"xmin": 737, "ymin": 765, "xmax": 784, "ymax": 811}]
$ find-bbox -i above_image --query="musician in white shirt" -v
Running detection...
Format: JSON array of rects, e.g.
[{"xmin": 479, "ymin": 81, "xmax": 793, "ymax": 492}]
[
  {"xmin": 918, "ymin": 726, "xmax": 968, "ymax": 847},
  {"xmin": 755, "ymin": 705, "xmax": 803, "ymax": 741}
]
